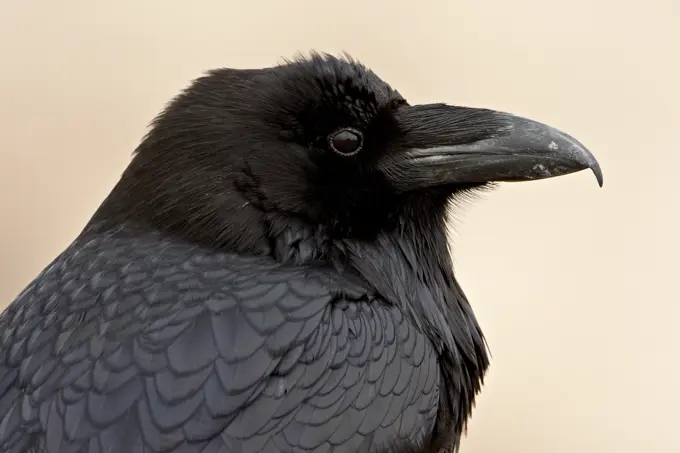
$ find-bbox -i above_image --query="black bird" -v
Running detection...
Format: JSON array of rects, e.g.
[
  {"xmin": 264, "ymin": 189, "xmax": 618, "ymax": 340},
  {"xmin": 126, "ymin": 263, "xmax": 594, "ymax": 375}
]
[{"xmin": 0, "ymin": 52, "xmax": 602, "ymax": 453}]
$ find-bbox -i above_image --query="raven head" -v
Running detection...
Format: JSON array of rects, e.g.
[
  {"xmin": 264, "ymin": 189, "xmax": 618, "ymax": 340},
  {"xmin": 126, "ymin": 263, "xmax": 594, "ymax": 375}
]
[{"xmin": 96, "ymin": 52, "xmax": 602, "ymax": 254}]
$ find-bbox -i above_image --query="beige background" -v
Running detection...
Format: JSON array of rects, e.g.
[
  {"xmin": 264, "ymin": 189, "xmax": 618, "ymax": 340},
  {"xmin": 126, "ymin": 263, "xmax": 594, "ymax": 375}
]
[{"xmin": 1, "ymin": 1, "xmax": 678, "ymax": 452}]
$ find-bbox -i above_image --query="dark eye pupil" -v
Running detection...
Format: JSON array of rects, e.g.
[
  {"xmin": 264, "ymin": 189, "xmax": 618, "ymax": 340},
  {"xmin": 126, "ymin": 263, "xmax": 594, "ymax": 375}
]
[{"xmin": 330, "ymin": 129, "xmax": 363, "ymax": 155}]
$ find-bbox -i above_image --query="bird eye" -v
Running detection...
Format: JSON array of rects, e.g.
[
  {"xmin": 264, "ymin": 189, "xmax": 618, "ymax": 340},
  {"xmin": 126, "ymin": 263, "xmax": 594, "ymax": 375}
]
[{"xmin": 328, "ymin": 128, "xmax": 363, "ymax": 156}]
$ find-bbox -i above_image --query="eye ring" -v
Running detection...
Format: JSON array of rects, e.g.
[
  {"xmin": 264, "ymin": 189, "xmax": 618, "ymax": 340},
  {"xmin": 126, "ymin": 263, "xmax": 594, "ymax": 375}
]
[{"xmin": 328, "ymin": 128, "xmax": 363, "ymax": 156}]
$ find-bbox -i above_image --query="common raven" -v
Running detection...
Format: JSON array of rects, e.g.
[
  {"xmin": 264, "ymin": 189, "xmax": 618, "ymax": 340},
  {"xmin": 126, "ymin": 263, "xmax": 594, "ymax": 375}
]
[{"xmin": 0, "ymin": 52, "xmax": 602, "ymax": 453}]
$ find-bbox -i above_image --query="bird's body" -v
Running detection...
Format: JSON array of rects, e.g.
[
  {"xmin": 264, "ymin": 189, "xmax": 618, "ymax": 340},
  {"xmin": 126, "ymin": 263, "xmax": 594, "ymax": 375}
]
[
  {"xmin": 0, "ymin": 207, "xmax": 484, "ymax": 453},
  {"xmin": 0, "ymin": 219, "xmax": 480, "ymax": 453},
  {"xmin": 0, "ymin": 53, "xmax": 602, "ymax": 453},
  {"xmin": 0, "ymin": 226, "xmax": 441, "ymax": 453}
]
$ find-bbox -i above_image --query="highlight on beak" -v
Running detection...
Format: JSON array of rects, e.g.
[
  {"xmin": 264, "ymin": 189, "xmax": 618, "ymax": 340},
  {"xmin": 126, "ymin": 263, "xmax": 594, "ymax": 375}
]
[{"xmin": 383, "ymin": 104, "xmax": 603, "ymax": 192}]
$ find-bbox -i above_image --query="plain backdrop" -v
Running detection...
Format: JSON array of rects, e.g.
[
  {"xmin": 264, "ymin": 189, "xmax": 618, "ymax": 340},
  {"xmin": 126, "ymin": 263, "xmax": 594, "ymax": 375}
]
[{"xmin": 1, "ymin": 1, "xmax": 678, "ymax": 452}]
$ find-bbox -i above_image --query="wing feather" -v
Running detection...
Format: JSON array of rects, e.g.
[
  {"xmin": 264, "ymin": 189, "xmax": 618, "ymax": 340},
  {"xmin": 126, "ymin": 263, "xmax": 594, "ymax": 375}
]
[{"xmin": 0, "ymin": 233, "xmax": 439, "ymax": 453}]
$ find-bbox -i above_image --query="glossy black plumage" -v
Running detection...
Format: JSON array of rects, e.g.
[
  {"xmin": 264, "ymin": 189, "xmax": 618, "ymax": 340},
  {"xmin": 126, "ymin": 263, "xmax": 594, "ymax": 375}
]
[
  {"xmin": 0, "ymin": 52, "xmax": 602, "ymax": 453},
  {"xmin": 0, "ymin": 227, "xmax": 443, "ymax": 453}
]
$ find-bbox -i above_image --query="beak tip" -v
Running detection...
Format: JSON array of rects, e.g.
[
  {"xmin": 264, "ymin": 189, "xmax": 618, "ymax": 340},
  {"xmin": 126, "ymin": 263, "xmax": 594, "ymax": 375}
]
[{"xmin": 591, "ymin": 163, "xmax": 604, "ymax": 188}]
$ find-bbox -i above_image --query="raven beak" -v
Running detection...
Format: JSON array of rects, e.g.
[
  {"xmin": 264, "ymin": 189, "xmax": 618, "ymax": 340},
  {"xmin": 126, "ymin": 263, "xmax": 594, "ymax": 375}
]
[{"xmin": 384, "ymin": 104, "xmax": 603, "ymax": 191}]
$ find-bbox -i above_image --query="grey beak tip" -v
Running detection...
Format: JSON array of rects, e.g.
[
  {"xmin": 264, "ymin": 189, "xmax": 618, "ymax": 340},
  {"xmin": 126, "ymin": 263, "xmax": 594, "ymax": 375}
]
[
  {"xmin": 592, "ymin": 163, "xmax": 604, "ymax": 187},
  {"xmin": 573, "ymin": 142, "xmax": 603, "ymax": 188}
]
